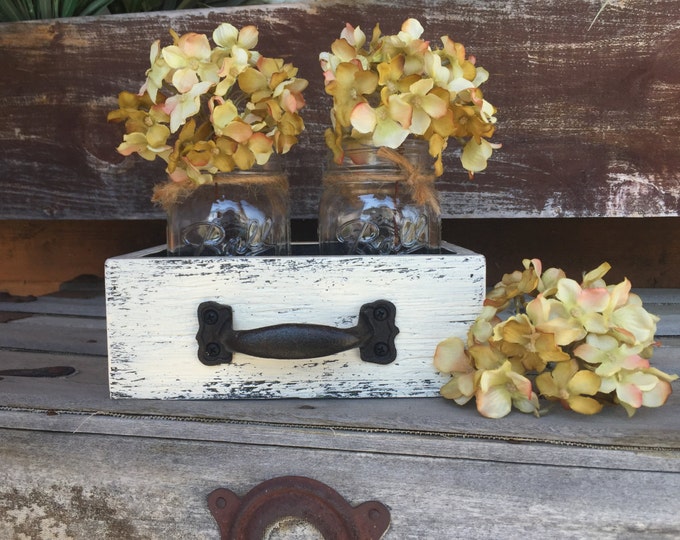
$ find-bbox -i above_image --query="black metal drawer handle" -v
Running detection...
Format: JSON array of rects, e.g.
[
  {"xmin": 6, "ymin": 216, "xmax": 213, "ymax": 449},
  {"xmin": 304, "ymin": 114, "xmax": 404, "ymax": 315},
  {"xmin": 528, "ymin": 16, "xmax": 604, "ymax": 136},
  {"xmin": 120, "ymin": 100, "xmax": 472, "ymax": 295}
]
[{"xmin": 196, "ymin": 300, "xmax": 399, "ymax": 366}]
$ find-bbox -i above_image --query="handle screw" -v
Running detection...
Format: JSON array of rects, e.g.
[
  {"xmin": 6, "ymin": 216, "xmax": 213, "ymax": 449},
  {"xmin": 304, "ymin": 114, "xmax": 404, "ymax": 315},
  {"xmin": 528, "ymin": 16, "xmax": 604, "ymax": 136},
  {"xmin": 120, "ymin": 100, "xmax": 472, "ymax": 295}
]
[
  {"xmin": 203, "ymin": 309, "xmax": 219, "ymax": 325},
  {"xmin": 373, "ymin": 306, "xmax": 389, "ymax": 321},
  {"xmin": 374, "ymin": 342, "xmax": 389, "ymax": 357},
  {"xmin": 205, "ymin": 342, "xmax": 221, "ymax": 357}
]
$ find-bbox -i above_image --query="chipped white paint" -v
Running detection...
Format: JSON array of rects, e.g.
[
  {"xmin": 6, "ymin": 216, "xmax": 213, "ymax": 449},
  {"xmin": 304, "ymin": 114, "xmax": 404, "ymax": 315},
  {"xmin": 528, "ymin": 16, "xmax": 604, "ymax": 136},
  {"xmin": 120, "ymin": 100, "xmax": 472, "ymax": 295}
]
[{"xmin": 105, "ymin": 243, "xmax": 485, "ymax": 399}]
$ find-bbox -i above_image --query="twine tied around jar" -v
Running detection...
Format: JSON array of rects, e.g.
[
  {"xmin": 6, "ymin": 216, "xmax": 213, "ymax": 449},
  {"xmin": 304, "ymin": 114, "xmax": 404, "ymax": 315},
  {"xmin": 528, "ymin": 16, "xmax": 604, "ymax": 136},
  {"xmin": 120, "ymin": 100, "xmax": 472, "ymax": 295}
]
[
  {"xmin": 152, "ymin": 172, "xmax": 289, "ymax": 212},
  {"xmin": 323, "ymin": 146, "xmax": 440, "ymax": 214}
]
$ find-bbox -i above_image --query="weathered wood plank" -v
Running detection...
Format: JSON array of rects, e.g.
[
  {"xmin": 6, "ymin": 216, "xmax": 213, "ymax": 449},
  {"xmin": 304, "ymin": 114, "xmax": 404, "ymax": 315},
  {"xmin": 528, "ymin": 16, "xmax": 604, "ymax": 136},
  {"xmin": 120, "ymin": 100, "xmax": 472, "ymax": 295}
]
[
  {"xmin": 1, "ymin": 0, "xmax": 679, "ymax": 219},
  {"xmin": 1, "ymin": 340, "xmax": 678, "ymax": 448},
  {"xmin": 2, "ymin": 407, "xmax": 679, "ymax": 472},
  {"xmin": 0, "ymin": 295, "xmax": 106, "ymax": 318},
  {"xmin": 0, "ymin": 315, "xmax": 107, "ymax": 356},
  {"xmin": 1, "ymin": 428, "xmax": 678, "ymax": 539}
]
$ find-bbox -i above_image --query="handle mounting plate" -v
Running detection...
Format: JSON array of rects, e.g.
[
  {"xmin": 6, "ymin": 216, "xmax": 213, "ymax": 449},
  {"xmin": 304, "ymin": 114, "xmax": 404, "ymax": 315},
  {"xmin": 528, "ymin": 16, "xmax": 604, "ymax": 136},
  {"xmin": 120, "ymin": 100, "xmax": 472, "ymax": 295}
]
[{"xmin": 196, "ymin": 300, "xmax": 399, "ymax": 366}]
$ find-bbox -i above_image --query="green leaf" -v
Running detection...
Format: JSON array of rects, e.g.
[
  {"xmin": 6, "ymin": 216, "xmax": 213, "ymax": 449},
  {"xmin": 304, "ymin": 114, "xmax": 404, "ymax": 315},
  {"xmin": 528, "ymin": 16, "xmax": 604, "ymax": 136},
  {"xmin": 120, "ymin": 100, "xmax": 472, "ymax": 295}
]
[{"xmin": 79, "ymin": 0, "xmax": 115, "ymax": 15}]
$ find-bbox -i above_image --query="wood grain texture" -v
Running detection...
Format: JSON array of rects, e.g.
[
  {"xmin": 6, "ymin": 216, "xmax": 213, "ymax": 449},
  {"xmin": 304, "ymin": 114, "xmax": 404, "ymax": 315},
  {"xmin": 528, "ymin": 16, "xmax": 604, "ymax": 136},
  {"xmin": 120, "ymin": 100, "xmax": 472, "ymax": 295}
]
[
  {"xmin": 1, "ymin": 428, "xmax": 678, "ymax": 539},
  {"xmin": 2, "ymin": 291, "xmax": 678, "ymax": 449},
  {"xmin": 0, "ymin": 0, "xmax": 679, "ymax": 219},
  {"xmin": 105, "ymin": 243, "xmax": 485, "ymax": 398}
]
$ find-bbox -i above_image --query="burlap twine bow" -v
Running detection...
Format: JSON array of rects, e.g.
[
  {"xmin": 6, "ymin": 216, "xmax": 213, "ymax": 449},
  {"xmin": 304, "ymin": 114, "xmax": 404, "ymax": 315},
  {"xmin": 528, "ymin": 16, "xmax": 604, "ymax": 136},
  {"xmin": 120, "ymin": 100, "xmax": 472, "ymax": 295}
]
[
  {"xmin": 152, "ymin": 172, "xmax": 289, "ymax": 212},
  {"xmin": 323, "ymin": 146, "xmax": 440, "ymax": 214}
]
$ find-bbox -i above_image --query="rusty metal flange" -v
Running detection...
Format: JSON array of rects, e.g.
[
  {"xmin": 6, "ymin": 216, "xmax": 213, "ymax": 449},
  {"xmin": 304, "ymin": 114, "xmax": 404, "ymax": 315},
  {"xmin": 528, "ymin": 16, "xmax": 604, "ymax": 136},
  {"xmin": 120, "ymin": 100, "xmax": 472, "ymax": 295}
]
[{"xmin": 207, "ymin": 475, "xmax": 390, "ymax": 540}]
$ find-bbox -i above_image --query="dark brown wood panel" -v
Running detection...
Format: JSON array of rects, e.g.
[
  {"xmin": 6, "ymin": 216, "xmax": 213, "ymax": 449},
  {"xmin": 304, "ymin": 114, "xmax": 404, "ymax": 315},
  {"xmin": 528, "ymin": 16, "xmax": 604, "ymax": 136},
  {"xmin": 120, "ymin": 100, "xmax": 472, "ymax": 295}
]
[{"xmin": 1, "ymin": 0, "xmax": 679, "ymax": 219}]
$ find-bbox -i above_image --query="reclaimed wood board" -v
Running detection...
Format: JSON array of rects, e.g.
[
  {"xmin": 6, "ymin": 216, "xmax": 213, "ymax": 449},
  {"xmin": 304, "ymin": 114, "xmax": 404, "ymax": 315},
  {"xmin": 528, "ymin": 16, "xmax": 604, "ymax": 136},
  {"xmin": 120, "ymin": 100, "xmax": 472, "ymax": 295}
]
[
  {"xmin": 1, "ymin": 0, "xmax": 679, "ymax": 220},
  {"xmin": 1, "ymin": 293, "xmax": 680, "ymax": 537},
  {"xmin": 1, "ymin": 426, "xmax": 679, "ymax": 539},
  {"xmin": 2, "ymin": 292, "xmax": 679, "ymax": 449}
]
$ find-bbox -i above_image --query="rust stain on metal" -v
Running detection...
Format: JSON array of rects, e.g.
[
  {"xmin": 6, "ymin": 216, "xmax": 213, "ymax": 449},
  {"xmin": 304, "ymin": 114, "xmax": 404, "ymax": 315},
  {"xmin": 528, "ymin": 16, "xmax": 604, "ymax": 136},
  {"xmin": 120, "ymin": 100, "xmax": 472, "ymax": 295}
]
[{"xmin": 208, "ymin": 476, "xmax": 390, "ymax": 540}]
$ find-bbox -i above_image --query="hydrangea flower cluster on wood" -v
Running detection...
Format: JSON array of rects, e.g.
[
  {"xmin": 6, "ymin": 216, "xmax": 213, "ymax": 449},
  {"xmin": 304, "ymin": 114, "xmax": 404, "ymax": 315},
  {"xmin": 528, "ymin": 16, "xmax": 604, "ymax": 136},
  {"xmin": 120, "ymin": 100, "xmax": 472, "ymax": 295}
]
[{"xmin": 434, "ymin": 259, "xmax": 678, "ymax": 418}]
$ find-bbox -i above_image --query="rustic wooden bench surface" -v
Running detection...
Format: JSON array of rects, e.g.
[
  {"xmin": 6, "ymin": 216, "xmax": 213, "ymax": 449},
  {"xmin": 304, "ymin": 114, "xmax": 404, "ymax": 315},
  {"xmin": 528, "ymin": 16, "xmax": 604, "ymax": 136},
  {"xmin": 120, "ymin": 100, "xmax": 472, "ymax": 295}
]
[{"xmin": 1, "ymin": 287, "xmax": 679, "ymax": 538}]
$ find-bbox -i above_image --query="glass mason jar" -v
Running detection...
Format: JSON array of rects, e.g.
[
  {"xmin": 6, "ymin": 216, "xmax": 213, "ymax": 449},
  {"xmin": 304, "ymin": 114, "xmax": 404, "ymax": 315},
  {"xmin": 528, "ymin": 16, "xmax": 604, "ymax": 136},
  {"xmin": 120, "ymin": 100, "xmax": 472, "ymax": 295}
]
[
  {"xmin": 318, "ymin": 140, "xmax": 441, "ymax": 255},
  {"xmin": 166, "ymin": 167, "xmax": 290, "ymax": 256}
]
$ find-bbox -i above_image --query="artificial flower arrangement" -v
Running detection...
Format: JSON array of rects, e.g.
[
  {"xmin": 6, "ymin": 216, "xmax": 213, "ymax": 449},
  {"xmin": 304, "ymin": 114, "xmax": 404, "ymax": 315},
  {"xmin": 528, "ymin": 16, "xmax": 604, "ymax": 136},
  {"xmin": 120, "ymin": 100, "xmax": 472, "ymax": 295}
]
[
  {"xmin": 319, "ymin": 17, "xmax": 499, "ymax": 177},
  {"xmin": 108, "ymin": 22, "xmax": 308, "ymax": 202},
  {"xmin": 434, "ymin": 259, "xmax": 677, "ymax": 419}
]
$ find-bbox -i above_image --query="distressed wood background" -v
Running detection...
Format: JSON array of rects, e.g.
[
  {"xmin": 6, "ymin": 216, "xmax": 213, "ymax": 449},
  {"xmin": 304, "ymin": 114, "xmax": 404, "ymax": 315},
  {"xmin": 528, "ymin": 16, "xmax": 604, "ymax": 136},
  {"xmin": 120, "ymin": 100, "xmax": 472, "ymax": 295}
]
[{"xmin": 1, "ymin": 0, "xmax": 679, "ymax": 219}]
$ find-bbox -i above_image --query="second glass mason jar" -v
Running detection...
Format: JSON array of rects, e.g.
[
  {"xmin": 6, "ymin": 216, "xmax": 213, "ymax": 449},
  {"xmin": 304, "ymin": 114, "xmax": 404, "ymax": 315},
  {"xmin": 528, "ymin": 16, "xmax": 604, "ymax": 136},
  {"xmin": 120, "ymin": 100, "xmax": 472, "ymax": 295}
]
[
  {"xmin": 166, "ymin": 166, "xmax": 291, "ymax": 257},
  {"xmin": 318, "ymin": 140, "xmax": 441, "ymax": 255}
]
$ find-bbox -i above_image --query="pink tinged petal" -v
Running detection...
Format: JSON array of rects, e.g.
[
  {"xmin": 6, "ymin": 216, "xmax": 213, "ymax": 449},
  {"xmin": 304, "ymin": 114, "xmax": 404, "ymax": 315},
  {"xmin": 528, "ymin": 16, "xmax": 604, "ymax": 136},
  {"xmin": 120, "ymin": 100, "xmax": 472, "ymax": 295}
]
[
  {"xmin": 617, "ymin": 383, "xmax": 643, "ymax": 408},
  {"xmin": 340, "ymin": 23, "xmax": 365, "ymax": 48},
  {"xmin": 179, "ymin": 32, "xmax": 211, "ymax": 60},
  {"xmin": 621, "ymin": 354, "xmax": 650, "ymax": 371},
  {"xmin": 400, "ymin": 18, "xmax": 424, "ymax": 39},
  {"xmin": 116, "ymin": 133, "xmax": 147, "ymax": 156},
  {"xmin": 372, "ymin": 117, "xmax": 409, "ymax": 148},
  {"xmin": 419, "ymin": 93, "xmax": 448, "ymax": 118},
  {"xmin": 223, "ymin": 122, "xmax": 253, "ymax": 143},
  {"xmin": 433, "ymin": 337, "xmax": 470, "ymax": 374},
  {"xmin": 238, "ymin": 25, "xmax": 259, "ymax": 49},
  {"xmin": 578, "ymin": 287, "xmax": 610, "ymax": 312},
  {"xmin": 526, "ymin": 295, "xmax": 551, "ymax": 325},
  {"xmin": 387, "ymin": 96, "xmax": 413, "ymax": 129},
  {"xmin": 281, "ymin": 89, "xmax": 299, "ymax": 114},
  {"xmin": 172, "ymin": 68, "xmax": 200, "ymax": 94},
  {"xmin": 641, "ymin": 379, "xmax": 672, "ymax": 407},
  {"xmin": 169, "ymin": 168, "xmax": 189, "ymax": 183},
  {"xmin": 507, "ymin": 371, "xmax": 533, "ymax": 400},
  {"xmin": 350, "ymin": 102, "xmax": 377, "ymax": 134},
  {"xmin": 476, "ymin": 386, "xmax": 512, "ymax": 418}
]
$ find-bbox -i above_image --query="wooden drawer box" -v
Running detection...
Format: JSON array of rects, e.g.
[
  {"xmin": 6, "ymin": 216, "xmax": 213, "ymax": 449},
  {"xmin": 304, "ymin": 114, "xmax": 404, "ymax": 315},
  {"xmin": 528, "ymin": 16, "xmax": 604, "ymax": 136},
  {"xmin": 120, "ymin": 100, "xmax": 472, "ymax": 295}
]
[{"xmin": 105, "ymin": 242, "xmax": 485, "ymax": 399}]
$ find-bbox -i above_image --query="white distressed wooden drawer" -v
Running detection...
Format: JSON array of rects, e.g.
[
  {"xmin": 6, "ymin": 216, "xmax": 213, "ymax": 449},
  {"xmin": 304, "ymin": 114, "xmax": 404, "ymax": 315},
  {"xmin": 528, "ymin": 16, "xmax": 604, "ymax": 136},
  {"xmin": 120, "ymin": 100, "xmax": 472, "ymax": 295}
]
[{"xmin": 105, "ymin": 242, "xmax": 485, "ymax": 399}]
